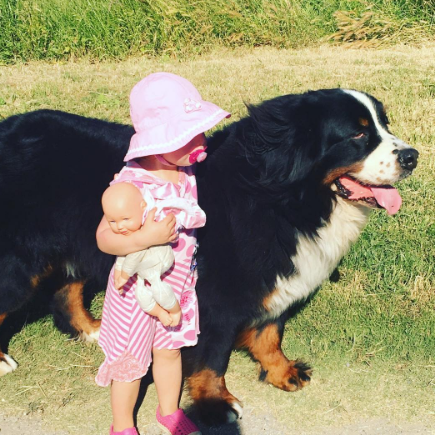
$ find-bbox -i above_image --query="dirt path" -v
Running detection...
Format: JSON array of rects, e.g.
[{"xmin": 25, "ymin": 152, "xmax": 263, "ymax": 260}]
[{"xmin": 1, "ymin": 410, "xmax": 433, "ymax": 435}]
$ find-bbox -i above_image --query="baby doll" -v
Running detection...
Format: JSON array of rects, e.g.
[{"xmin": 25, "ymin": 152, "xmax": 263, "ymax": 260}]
[{"xmin": 102, "ymin": 182, "xmax": 205, "ymax": 327}]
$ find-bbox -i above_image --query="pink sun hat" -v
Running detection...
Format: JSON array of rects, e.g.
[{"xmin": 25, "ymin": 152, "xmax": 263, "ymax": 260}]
[{"xmin": 124, "ymin": 72, "xmax": 231, "ymax": 162}]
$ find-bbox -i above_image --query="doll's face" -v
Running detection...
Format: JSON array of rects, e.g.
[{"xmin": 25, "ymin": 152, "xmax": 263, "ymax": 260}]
[
  {"xmin": 102, "ymin": 183, "xmax": 146, "ymax": 236},
  {"xmin": 105, "ymin": 204, "xmax": 143, "ymax": 236},
  {"xmin": 162, "ymin": 133, "xmax": 207, "ymax": 166}
]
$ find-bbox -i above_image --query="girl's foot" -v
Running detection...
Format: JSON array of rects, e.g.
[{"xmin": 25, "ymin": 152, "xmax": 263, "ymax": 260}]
[
  {"xmin": 110, "ymin": 425, "xmax": 138, "ymax": 435},
  {"xmin": 156, "ymin": 406, "xmax": 201, "ymax": 435}
]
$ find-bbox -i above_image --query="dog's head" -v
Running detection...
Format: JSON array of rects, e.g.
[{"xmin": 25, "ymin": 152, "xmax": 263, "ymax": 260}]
[{"xmin": 242, "ymin": 88, "xmax": 418, "ymax": 215}]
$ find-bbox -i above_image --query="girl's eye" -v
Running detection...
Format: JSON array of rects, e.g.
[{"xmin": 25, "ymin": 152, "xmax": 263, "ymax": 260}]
[
  {"xmin": 123, "ymin": 218, "xmax": 129, "ymax": 221},
  {"xmin": 354, "ymin": 132, "xmax": 366, "ymax": 140}
]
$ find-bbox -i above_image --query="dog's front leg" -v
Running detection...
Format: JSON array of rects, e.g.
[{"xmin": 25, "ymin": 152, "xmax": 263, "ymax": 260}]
[
  {"xmin": 183, "ymin": 321, "xmax": 243, "ymax": 426},
  {"xmin": 235, "ymin": 318, "xmax": 312, "ymax": 392}
]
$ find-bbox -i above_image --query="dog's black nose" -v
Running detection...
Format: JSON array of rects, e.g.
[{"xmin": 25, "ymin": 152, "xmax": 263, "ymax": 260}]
[{"xmin": 398, "ymin": 148, "xmax": 419, "ymax": 170}]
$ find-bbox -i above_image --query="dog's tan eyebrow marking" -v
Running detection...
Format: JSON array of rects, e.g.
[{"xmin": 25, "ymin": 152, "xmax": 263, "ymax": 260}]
[{"xmin": 359, "ymin": 118, "xmax": 369, "ymax": 127}]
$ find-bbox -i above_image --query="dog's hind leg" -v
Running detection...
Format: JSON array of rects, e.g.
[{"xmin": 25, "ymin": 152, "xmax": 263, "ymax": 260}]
[
  {"xmin": 0, "ymin": 257, "xmax": 52, "ymax": 376},
  {"xmin": 52, "ymin": 281, "xmax": 101, "ymax": 342},
  {"xmin": 235, "ymin": 320, "xmax": 312, "ymax": 392},
  {"xmin": 0, "ymin": 313, "xmax": 18, "ymax": 376}
]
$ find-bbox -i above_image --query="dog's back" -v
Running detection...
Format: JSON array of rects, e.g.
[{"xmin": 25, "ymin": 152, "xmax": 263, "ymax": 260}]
[{"xmin": 0, "ymin": 110, "xmax": 131, "ymax": 316}]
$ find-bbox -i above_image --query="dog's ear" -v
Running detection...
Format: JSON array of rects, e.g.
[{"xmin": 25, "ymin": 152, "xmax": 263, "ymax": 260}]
[{"xmin": 245, "ymin": 96, "xmax": 324, "ymax": 185}]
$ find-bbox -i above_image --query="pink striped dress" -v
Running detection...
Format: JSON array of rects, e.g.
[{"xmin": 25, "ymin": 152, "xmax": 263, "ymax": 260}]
[{"xmin": 95, "ymin": 162, "xmax": 201, "ymax": 386}]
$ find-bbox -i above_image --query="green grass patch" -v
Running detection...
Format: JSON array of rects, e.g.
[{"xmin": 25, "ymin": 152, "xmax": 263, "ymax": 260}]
[
  {"xmin": 1, "ymin": 0, "xmax": 435, "ymax": 63},
  {"xmin": 0, "ymin": 45, "xmax": 434, "ymax": 433}
]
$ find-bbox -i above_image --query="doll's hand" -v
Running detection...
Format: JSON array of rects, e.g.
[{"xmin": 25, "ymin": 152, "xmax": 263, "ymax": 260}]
[
  {"xmin": 115, "ymin": 276, "xmax": 130, "ymax": 295},
  {"xmin": 140, "ymin": 208, "xmax": 177, "ymax": 247},
  {"xmin": 114, "ymin": 268, "xmax": 121, "ymax": 283}
]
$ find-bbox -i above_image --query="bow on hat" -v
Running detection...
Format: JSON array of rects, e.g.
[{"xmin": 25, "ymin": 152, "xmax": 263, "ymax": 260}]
[{"xmin": 184, "ymin": 98, "xmax": 202, "ymax": 113}]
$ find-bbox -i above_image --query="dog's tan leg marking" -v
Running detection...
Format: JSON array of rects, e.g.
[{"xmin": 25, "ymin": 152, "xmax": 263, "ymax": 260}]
[
  {"xmin": 30, "ymin": 265, "xmax": 53, "ymax": 288},
  {"xmin": 187, "ymin": 369, "xmax": 243, "ymax": 422},
  {"xmin": 61, "ymin": 282, "xmax": 101, "ymax": 342},
  {"xmin": 236, "ymin": 324, "xmax": 312, "ymax": 392},
  {"xmin": 0, "ymin": 313, "xmax": 18, "ymax": 376}
]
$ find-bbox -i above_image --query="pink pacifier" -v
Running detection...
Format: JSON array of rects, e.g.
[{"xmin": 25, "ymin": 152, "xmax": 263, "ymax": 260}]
[{"xmin": 189, "ymin": 148, "xmax": 207, "ymax": 164}]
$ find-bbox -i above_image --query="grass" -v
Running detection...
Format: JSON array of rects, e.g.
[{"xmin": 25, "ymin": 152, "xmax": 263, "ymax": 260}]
[
  {"xmin": 0, "ymin": 0, "xmax": 434, "ymax": 63},
  {"xmin": 0, "ymin": 44, "xmax": 434, "ymax": 433}
]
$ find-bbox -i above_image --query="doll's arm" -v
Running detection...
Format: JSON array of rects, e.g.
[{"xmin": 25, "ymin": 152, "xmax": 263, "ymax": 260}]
[
  {"xmin": 114, "ymin": 256, "xmax": 130, "ymax": 291},
  {"xmin": 115, "ymin": 256, "xmax": 125, "ymax": 271},
  {"xmin": 157, "ymin": 198, "xmax": 206, "ymax": 230},
  {"xmin": 114, "ymin": 252, "xmax": 145, "ymax": 291},
  {"xmin": 120, "ymin": 251, "xmax": 145, "ymax": 277},
  {"xmin": 96, "ymin": 209, "xmax": 177, "ymax": 256}
]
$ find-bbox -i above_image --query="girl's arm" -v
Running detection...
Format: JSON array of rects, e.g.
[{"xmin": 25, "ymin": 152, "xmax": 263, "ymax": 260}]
[{"xmin": 96, "ymin": 208, "xmax": 177, "ymax": 256}]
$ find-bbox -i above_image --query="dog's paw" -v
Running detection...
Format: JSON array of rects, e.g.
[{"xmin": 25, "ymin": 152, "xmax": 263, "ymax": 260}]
[
  {"xmin": 79, "ymin": 323, "xmax": 101, "ymax": 343},
  {"xmin": 188, "ymin": 369, "xmax": 244, "ymax": 425},
  {"xmin": 260, "ymin": 359, "xmax": 312, "ymax": 392},
  {"xmin": 0, "ymin": 353, "xmax": 18, "ymax": 376},
  {"xmin": 196, "ymin": 397, "xmax": 243, "ymax": 426}
]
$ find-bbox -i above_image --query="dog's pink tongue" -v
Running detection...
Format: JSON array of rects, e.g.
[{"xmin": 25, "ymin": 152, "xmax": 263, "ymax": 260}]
[
  {"xmin": 371, "ymin": 186, "xmax": 402, "ymax": 215},
  {"xmin": 339, "ymin": 176, "xmax": 402, "ymax": 215}
]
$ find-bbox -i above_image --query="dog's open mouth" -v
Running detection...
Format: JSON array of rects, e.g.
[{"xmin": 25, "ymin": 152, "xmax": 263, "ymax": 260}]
[{"xmin": 335, "ymin": 175, "xmax": 402, "ymax": 215}]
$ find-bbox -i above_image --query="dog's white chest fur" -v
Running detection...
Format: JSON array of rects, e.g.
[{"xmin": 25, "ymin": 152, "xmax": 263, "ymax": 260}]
[{"xmin": 266, "ymin": 199, "xmax": 370, "ymax": 318}]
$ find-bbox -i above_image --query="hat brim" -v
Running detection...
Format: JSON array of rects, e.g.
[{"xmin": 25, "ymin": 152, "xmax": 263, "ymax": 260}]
[{"xmin": 125, "ymin": 102, "xmax": 230, "ymax": 161}]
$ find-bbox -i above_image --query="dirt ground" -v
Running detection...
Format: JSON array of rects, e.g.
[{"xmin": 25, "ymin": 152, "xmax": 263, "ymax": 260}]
[{"xmin": 1, "ymin": 409, "xmax": 434, "ymax": 435}]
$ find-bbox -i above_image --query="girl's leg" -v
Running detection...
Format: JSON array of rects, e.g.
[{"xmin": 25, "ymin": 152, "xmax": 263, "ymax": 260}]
[
  {"xmin": 111, "ymin": 379, "xmax": 141, "ymax": 431},
  {"xmin": 152, "ymin": 348, "xmax": 182, "ymax": 416}
]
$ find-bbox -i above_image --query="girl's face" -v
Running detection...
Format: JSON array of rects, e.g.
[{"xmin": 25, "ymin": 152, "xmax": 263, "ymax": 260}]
[{"xmin": 162, "ymin": 133, "xmax": 207, "ymax": 166}]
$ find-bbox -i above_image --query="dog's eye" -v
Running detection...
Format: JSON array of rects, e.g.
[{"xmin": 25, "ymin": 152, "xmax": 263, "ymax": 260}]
[{"xmin": 353, "ymin": 132, "xmax": 366, "ymax": 140}]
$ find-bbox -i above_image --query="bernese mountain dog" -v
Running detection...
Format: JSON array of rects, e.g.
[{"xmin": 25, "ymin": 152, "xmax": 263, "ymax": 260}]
[{"xmin": 0, "ymin": 89, "xmax": 418, "ymax": 425}]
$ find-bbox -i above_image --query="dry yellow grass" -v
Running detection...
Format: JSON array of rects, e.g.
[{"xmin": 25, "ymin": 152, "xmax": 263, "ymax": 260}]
[{"xmin": 329, "ymin": 7, "xmax": 432, "ymax": 48}]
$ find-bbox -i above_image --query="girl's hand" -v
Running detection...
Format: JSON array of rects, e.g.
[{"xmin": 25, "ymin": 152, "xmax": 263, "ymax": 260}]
[{"xmin": 140, "ymin": 208, "xmax": 177, "ymax": 247}]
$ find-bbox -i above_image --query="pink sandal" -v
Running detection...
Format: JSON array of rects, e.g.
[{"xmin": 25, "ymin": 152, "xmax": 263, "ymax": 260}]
[
  {"xmin": 109, "ymin": 425, "xmax": 138, "ymax": 435},
  {"xmin": 156, "ymin": 406, "xmax": 201, "ymax": 435}
]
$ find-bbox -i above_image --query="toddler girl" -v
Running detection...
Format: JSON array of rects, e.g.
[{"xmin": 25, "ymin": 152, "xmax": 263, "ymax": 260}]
[
  {"xmin": 95, "ymin": 72, "xmax": 230, "ymax": 435},
  {"xmin": 101, "ymin": 179, "xmax": 206, "ymax": 327}
]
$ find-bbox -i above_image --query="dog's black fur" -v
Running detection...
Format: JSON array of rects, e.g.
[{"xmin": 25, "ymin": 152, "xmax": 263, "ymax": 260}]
[
  {"xmin": 0, "ymin": 111, "xmax": 129, "ymax": 322},
  {"xmin": 0, "ymin": 89, "xmax": 418, "ymax": 425}
]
